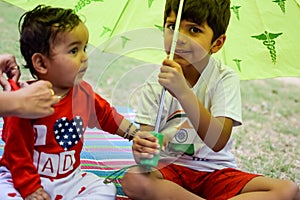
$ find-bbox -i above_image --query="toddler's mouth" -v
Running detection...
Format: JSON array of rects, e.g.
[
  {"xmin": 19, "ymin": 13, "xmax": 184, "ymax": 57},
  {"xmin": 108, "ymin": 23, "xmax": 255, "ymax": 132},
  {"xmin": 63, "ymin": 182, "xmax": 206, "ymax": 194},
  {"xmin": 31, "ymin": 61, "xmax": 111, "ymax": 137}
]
[
  {"xmin": 79, "ymin": 68, "xmax": 87, "ymax": 73},
  {"xmin": 79, "ymin": 64, "xmax": 88, "ymax": 73}
]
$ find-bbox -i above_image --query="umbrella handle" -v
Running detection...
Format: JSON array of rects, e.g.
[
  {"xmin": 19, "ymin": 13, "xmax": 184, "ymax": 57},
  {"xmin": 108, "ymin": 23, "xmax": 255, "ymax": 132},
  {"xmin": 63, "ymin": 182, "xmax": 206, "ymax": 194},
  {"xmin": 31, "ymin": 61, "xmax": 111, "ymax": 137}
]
[
  {"xmin": 154, "ymin": 0, "xmax": 185, "ymax": 132},
  {"xmin": 154, "ymin": 88, "xmax": 167, "ymax": 132},
  {"xmin": 168, "ymin": 0, "xmax": 185, "ymax": 60}
]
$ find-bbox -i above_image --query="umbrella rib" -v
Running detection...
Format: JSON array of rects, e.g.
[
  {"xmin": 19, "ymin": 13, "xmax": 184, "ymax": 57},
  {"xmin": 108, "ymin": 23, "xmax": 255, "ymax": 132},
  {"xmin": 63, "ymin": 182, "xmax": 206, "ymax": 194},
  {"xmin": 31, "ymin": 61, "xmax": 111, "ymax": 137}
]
[
  {"xmin": 108, "ymin": 1, "xmax": 130, "ymax": 38},
  {"xmin": 154, "ymin": 0, "xmax": 185, "ymax": 132},
  {"xmin": 101, "ymin": 0, "xmax": 130, "ymax": 50}
]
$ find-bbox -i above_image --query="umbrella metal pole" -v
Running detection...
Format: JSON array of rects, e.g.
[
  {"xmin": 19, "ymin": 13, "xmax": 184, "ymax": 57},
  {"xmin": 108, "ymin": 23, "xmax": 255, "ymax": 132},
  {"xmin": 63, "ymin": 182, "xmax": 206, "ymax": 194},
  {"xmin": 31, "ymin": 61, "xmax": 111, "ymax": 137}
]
[{"xmin": 154, "ymin": 0, "xmax": 185, "ymax": 132}]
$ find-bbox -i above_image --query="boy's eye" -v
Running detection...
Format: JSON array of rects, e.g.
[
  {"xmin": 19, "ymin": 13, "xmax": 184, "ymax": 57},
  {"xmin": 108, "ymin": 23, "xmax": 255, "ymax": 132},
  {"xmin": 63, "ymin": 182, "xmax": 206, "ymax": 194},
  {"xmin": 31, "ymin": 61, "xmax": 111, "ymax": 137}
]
[{"xmin": 190, "ymin": 27, "xmax": 201, "ymax": 33}]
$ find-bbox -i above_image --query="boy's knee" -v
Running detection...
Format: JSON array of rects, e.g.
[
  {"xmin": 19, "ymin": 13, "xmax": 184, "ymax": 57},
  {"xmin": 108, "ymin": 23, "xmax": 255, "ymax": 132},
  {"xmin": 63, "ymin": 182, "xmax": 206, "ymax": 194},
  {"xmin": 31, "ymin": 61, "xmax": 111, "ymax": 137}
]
[
  {"xmin": 294, "ymin": 185, "xmax": 300, "ymax": 200},
  {"xmin": 121, "ymin": 170, "xmax": 152, "ymax": 198},
  {"xmin": 278, "ymin": 180, "xmax": 299, "ymax": 199}
]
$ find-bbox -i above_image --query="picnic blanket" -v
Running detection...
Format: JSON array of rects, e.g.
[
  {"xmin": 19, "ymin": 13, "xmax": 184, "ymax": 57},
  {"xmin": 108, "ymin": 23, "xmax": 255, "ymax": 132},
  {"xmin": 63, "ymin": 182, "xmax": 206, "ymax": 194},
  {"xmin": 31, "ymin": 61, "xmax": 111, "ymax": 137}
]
[{"xmin": 0, "ymin": 106, "xmax": 135, "ymax": 199}]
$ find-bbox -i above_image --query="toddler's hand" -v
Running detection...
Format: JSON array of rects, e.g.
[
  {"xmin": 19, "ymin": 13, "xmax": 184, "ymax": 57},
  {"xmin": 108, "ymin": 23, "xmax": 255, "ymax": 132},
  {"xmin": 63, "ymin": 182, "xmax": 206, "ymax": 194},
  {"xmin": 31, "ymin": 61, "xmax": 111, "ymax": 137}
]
[
  {"xmin": 132, "ymin": 131, "xmax": 160, "ymax": 164},
  {"xmin": 25, "ymin": 187, "xmax": 51, "ymax": 200}
]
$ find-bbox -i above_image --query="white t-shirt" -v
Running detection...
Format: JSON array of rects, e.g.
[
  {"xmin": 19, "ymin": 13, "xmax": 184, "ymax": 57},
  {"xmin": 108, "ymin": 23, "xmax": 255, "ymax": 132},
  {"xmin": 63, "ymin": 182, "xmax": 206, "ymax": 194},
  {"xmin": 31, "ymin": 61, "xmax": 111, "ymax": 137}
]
[{"xmin": 135, "ymin": 57, "xmax": 242, "ymax": 172}]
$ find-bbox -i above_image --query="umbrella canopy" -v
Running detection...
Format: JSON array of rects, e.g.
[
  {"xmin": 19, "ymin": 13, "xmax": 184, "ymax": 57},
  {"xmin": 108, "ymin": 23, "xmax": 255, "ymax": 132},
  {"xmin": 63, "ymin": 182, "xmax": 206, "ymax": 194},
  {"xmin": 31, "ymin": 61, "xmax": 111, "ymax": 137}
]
[{"xmin": 3, "ymin": 0, "xmax": 300, "ymax": 80}]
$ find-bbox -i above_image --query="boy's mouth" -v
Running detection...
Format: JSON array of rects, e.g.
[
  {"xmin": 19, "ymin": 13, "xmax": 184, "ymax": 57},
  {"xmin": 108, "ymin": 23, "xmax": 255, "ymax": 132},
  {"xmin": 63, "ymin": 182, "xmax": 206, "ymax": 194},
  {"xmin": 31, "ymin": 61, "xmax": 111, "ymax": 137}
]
[
  {"xmin": 166, "ymin": 50, "xmax": 192, "ymax": 60},
  {"xmin": 175, "ymin": 49, "xmax": 191, "ymax": 54},
  {"xmin": 167, "ymin": 49, "xmax": 191, "ymax": 54}
]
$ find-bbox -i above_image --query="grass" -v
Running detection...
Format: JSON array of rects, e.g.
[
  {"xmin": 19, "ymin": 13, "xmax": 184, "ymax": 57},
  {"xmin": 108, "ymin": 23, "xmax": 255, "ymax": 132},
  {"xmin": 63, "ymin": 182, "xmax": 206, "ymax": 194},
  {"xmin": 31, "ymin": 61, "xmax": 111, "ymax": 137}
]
[
  {"xmin": 234, "ymin": 79, "xmax": 300, "ymax": 183},
  {"xmin": 1, "ymin": 1, "xmax": 299, "ymax": 184}
]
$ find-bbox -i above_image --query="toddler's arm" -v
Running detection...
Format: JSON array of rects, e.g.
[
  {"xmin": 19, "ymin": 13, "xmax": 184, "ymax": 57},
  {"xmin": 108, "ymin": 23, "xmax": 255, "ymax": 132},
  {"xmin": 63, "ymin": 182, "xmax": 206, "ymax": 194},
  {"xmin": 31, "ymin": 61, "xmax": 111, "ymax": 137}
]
[{"xmin": 115, "ymin": 118, "xmax": 140, "ymax": 141}]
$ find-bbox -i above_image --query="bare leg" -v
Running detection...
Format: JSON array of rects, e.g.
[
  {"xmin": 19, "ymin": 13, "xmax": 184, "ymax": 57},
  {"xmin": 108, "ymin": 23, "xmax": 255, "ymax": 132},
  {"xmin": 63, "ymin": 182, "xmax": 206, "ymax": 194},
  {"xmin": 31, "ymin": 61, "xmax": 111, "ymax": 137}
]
[
  {"xmin": 230, "ymin": 176, "xmax": 299, "ymax": 200},
  {"xmin": 121, "ymin": 166, "xmax": 204, "ymax": 200},
  {"xmin": 293, "ymin": 186, "xmax": 300, "ymax": 200}
]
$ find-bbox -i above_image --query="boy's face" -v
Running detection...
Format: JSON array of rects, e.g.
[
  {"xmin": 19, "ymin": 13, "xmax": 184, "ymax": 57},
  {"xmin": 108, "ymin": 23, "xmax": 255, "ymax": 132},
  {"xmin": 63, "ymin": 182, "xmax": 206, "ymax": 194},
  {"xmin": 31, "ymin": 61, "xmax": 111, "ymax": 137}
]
[
  {"xmin": 164, "ymin": 11, "xmax": 214, "ymax": 68},
  {"xmin": 44, "ymin": 22, "xmax": 89, "ymax": 91}
]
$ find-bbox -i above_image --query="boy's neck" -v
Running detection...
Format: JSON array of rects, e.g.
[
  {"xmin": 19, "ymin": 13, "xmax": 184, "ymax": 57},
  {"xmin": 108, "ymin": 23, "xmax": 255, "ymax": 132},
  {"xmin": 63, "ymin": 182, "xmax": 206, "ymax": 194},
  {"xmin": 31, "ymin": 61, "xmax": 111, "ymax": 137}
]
[{"xmin": 186, "ymin": 55, "xmax": 210, "ymax": 87}]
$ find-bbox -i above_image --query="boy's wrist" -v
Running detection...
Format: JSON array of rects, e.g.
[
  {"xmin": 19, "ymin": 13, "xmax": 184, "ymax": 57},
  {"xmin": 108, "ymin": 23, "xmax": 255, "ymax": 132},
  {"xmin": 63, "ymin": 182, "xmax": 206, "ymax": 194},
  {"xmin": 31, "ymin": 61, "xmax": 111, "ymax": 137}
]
[{"xmin": 176, "ymin": 88, "xmax": 194, "ymax": 103}]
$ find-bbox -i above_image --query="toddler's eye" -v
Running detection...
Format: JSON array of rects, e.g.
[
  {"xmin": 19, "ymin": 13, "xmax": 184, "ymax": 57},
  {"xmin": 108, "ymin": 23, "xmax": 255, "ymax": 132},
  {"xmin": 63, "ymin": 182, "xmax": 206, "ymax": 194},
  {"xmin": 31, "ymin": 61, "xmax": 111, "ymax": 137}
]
[{"xmin": 70, "ymin": 48, "xmax": 78, "ymax": 54}]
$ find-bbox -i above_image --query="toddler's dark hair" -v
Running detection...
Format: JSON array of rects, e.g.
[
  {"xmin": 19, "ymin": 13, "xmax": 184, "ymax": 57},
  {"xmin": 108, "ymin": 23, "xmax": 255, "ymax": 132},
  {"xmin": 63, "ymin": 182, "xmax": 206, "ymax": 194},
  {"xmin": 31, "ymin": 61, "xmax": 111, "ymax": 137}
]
[{"xmin": 18, "ymin": 5, "xmax": 82, "ymax": 78}]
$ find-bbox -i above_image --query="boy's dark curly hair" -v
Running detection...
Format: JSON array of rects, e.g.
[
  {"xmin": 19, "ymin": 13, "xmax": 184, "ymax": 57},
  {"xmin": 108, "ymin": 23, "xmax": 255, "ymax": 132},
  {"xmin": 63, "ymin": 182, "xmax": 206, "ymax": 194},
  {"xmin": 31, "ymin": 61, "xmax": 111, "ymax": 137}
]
[
  {"xmin": 18, "ymin": 5, "xmax": 82, "ymax": 78},
  {"xmin": 164, "ymin": 0, "xmax": 231, "ymax": 43}
]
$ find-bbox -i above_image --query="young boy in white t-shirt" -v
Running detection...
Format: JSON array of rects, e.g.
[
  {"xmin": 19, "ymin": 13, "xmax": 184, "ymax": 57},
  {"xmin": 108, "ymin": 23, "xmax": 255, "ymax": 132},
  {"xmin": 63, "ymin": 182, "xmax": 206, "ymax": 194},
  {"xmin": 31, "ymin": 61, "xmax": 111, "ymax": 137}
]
[{"xmin": 121, "ymin": 0, "xmax": 300, "ymax": 199}]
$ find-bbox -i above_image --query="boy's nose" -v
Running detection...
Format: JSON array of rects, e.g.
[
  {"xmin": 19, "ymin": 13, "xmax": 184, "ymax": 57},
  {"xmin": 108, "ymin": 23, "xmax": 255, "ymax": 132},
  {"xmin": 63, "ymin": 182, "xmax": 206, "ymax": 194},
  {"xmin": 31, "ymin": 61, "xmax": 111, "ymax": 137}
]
[{"xmin": 176, "ymin": 31, "xmax": 187, "ymax": 45}]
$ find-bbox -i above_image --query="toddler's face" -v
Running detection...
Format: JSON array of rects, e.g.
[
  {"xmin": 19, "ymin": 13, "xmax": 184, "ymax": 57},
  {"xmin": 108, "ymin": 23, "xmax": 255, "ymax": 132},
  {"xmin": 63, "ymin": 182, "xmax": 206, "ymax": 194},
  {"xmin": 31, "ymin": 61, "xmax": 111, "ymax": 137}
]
[
  {"xmin": 45, "ymin": 22, "xmax": 89, "ymax": 93},
  {"xmin": 164, "ymin": 11, "xmax": 214, "ymax": 68}
]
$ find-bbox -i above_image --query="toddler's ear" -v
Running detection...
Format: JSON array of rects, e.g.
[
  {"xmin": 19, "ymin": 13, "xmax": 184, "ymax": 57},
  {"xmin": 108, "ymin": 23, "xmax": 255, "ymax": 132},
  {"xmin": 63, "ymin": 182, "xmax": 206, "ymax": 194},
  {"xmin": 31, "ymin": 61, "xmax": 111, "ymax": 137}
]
[
  {"xmin": 32, "ymin": 53, "xmax": 48, "ymax": 74},
  {"xmin": 210, "ymin": 34, "xmax": 226, "ymax": 54}
]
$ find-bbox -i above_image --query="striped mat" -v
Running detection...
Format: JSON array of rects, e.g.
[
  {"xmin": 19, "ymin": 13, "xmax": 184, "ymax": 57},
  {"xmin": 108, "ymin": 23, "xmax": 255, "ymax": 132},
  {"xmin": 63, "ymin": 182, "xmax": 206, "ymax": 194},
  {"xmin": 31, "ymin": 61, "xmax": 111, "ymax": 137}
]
[{"xmin": 0, "ymin": 106, "xmax": 135, "ymax": 199}]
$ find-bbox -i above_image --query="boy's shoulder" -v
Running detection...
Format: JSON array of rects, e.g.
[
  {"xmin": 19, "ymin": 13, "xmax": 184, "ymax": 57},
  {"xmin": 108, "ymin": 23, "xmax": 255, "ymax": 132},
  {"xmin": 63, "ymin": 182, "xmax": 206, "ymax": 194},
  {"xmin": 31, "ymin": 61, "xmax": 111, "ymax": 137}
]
[{"xmin": 206, "ymin": 57, "xmax": 239, "ymax": 80}]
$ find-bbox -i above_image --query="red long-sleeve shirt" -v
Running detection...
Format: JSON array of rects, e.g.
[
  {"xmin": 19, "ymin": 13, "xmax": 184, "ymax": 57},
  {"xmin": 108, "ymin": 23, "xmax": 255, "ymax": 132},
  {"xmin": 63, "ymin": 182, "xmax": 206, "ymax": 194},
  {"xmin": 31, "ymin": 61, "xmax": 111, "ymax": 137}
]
[{"xmin": 0, "ymin": 81, "xmax": 124, "ymax": 198}]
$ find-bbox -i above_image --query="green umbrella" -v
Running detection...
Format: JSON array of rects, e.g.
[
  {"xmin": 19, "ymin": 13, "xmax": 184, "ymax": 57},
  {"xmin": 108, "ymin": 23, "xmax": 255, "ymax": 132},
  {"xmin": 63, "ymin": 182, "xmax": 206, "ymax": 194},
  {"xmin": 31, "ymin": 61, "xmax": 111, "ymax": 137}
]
[{"xmin": 3, "ymin": 0, "xmax": 300, "ymax": 81}]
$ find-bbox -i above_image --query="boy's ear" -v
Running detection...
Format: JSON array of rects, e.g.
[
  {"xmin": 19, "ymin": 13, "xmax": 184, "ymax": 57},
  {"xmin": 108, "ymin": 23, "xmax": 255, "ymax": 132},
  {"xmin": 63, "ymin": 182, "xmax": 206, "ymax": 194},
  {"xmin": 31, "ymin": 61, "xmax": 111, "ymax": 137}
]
[
  {"xmin": 210, "ymin": 34, "xmax": 226, "ymax": 54},
  {"xmin": 32, "ymin": 53, "xmax": 48, "ymax": 74}
]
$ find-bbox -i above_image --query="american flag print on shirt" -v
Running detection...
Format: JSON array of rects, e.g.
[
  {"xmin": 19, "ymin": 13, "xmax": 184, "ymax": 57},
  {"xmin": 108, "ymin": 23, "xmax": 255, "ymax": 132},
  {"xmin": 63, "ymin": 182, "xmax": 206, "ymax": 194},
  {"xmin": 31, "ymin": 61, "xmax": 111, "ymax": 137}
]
[{"xmin": 54, "ymin": 116, "xmax": 85, "ymax": 151}]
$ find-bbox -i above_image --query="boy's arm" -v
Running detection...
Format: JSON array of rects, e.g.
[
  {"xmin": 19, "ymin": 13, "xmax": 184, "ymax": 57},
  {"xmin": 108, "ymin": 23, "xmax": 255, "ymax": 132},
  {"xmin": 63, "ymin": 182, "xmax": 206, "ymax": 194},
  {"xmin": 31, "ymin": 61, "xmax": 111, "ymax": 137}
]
[
  {"xmin": 159, "ymin": 59, "xmax": 234, "ymax": 152},
  {"xmin": 174, "ymin": 89, "xmax": 233, "ymax": 152}
]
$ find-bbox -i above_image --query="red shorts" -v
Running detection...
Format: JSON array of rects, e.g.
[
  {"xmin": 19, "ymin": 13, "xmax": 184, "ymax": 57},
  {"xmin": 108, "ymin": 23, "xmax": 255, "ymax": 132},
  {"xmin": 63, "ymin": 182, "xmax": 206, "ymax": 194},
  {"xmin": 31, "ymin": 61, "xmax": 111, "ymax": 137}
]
[{"xmin": 158, "ymin": 162, "xmax": 260, "ymax": 200}]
